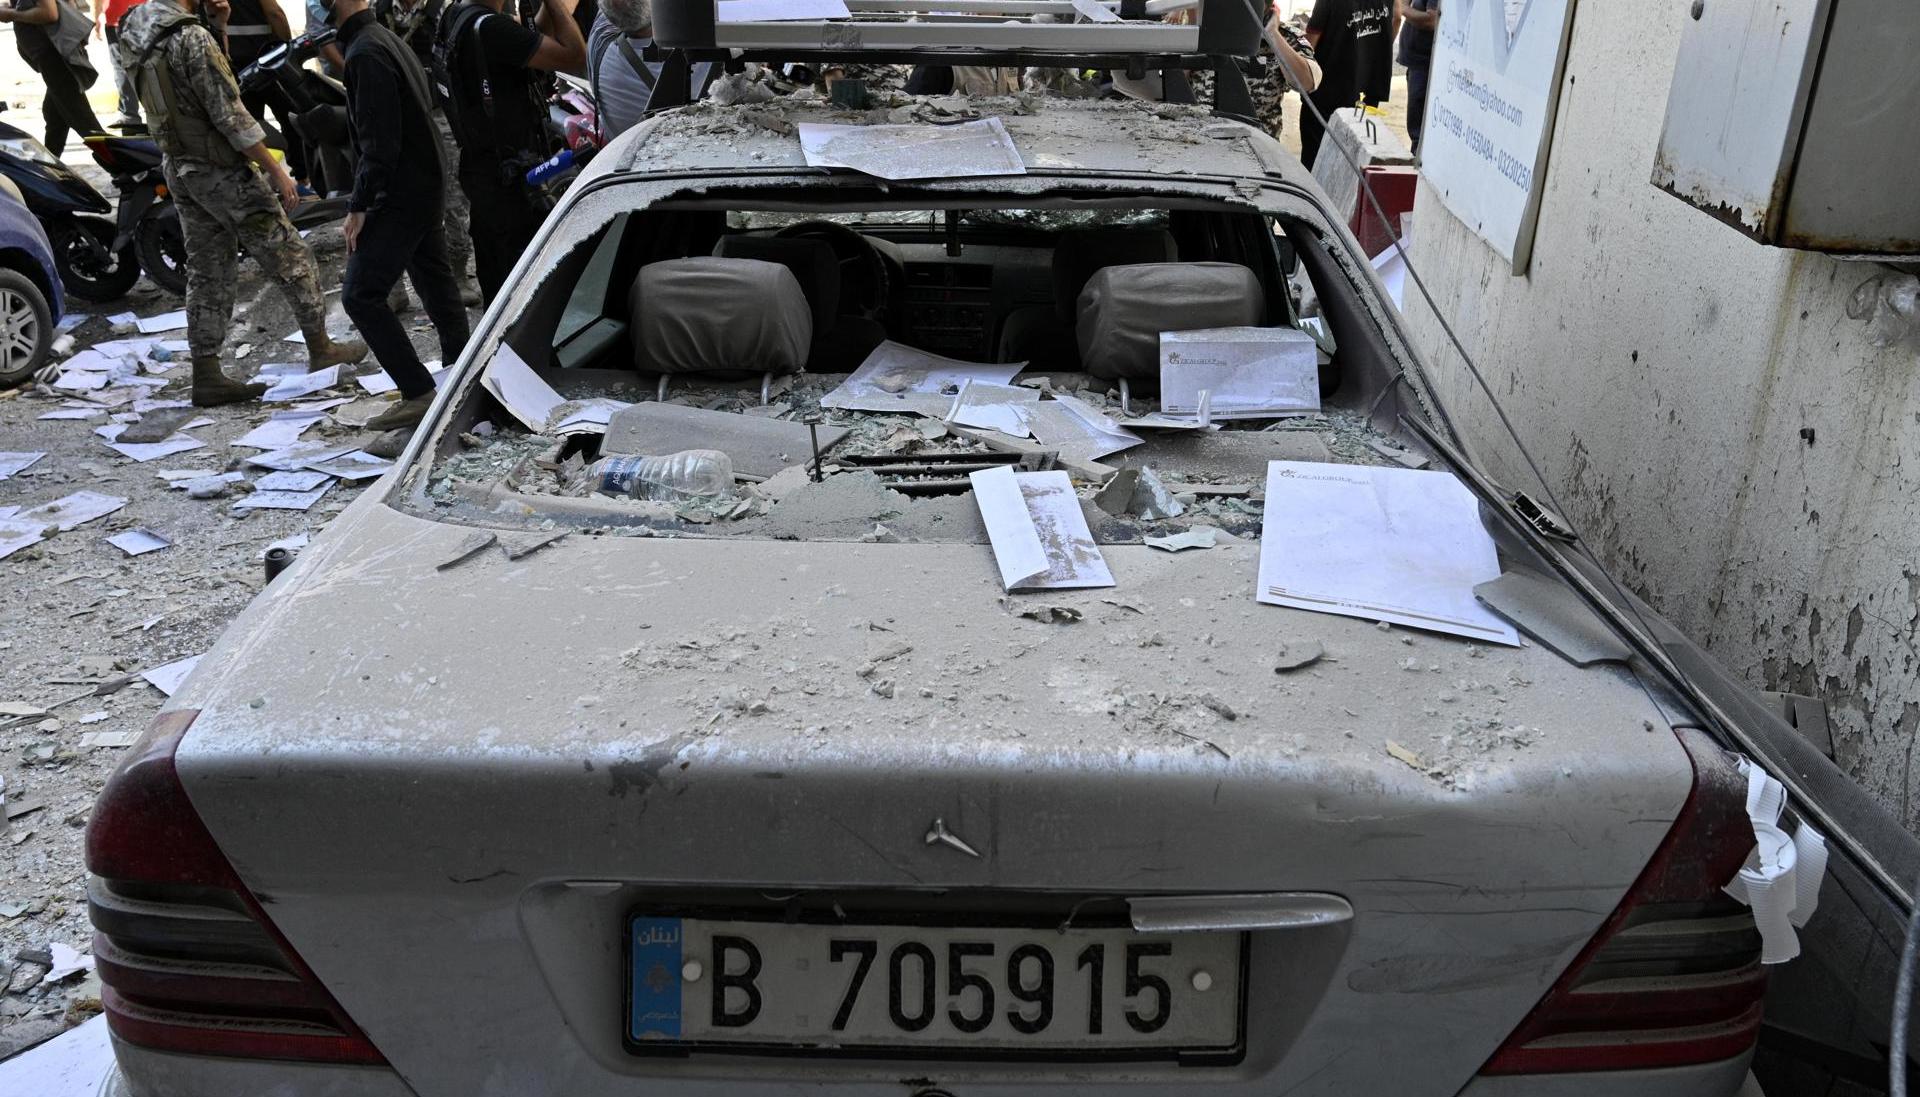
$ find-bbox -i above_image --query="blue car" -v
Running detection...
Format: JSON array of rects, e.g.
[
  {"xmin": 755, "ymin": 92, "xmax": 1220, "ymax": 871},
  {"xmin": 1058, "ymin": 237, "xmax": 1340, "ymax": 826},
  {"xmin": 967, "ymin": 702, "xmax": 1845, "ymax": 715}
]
[{"xmin": 0, "ymin": 176, "xmax": 64, "ymax": 387}]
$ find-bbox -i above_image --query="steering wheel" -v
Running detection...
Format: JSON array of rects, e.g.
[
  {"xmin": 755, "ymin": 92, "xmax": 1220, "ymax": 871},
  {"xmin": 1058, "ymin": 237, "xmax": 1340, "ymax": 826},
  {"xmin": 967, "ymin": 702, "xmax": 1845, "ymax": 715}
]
[{"xmin": 773, "ymin": 220, "xmax": 891, "ymax": 325}]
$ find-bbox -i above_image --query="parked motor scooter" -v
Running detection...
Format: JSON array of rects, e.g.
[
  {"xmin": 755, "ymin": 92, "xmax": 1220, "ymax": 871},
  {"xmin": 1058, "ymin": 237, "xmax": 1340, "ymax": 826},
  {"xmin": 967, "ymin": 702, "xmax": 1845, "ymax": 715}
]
[
  {"xmin": 0, "ymin": 116, "xmax": 142, "ymax": 301},
  {"xmin": 235, "ymin": 26, "xmax": 355, "ymax": 228},
  {"xmin": 81, "ymin": 132, "xmax": 189, "ymax": 298}
]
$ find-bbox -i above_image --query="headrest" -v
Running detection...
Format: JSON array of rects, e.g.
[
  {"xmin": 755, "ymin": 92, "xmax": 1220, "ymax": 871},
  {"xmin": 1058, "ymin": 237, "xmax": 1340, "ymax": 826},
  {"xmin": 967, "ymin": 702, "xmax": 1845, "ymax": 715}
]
[
  {"xmin": 1075, "ymin": 262, "xmax": 1265, "ymax": 385},
  {"xmin": 630, "ymin": 257, "xmax": 813, "ymax": 378},
  {"xmin": 1051, "ymin": 228, "xmax": 1179, "ymax": 322},
  {"xmin": 713, "ymin": 235, "xmax": 841, "ymax": 333}
]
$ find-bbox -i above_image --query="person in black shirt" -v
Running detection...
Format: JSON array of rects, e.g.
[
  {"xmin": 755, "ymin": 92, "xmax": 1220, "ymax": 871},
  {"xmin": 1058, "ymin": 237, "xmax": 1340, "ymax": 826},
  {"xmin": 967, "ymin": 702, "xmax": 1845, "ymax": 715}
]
[
  {"xmin": 437, "ymin": 0, "xmax": 585, "ymax": 303},
  {"xmin": 1300, "ymin": 0, "xmax": 1397, "ymax": 170},
  {"xmin": 327, "ymin": 0, "xmax": 470, "ymax": 432},
  {"xmin": 0, "ymin": 0, "xmax": 103, "ymax": 156},
  {"xmin": 1397, "ymin": 0, "xmax": 1438, "ymax": 151}
]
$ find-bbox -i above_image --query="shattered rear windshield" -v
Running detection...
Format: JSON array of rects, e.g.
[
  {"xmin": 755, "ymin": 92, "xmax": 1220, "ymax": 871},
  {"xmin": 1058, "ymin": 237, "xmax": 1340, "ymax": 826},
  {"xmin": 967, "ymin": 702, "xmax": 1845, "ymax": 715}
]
[{"xmin": 420, "ymin": 197, "xmax": 1421, "ymax": 547}]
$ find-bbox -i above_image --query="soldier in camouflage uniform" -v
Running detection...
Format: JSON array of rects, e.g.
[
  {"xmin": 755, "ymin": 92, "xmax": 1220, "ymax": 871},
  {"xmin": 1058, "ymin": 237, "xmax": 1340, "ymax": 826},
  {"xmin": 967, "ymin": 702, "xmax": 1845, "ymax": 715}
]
[{"xmin": 119, "ymin": 0, "xmax": 368, "ymax": 406}]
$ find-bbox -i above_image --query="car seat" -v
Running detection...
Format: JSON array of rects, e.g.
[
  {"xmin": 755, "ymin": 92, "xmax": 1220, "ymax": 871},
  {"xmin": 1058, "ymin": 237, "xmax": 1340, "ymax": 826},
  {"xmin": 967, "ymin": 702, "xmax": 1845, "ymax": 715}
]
[
  {"xmin": 629, "ymin": 257, "xmax": 812, "ymax": 399},
  {"xmin": 995, "ymin": 228, "xmax": 1179, "ymax": 366},
  {"xmin": 713, "ymin": 235, "xmax": 886, "ymax": 372},
  {"xmin": 1075, "ymin": 261, "xmax": 1264, "ymax": 394}
]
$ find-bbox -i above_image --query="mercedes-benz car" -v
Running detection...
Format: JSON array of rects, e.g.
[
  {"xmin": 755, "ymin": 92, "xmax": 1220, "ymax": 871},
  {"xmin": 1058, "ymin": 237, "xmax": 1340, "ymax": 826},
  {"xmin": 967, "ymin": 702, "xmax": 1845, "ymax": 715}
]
[{"xmin": 84, "ymin": 7, "xmax": 1918, "ymax": 1096}]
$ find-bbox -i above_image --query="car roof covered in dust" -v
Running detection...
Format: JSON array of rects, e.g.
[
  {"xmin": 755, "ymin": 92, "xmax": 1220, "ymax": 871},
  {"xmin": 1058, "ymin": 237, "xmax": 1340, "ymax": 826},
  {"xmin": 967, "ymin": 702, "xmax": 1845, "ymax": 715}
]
[{"xmin": 593, "ymin": 95, "xmax": 1300, "ymax": 187}]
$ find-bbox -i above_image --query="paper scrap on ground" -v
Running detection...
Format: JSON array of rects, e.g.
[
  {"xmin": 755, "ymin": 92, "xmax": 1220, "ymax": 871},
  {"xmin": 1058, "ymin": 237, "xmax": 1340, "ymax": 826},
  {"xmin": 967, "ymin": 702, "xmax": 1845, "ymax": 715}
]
[
  {"xmin": 38, "ymin": 407, "xmax": 104, "ymax": 420},
  {"xmin": 134, "ymin": 309, "xmax": 188, "ymax": 334},
  {"xmin": 946, "ymin": 380, "xmax": 1039, "ymax": 438},
  {"xmin": 56, "ymin": 312, "xmax": 88, "ymax": 332},
  {"xmin": 1025, "ymin": 393, "xmax": 1143, "ymax": 461},
  {"xmin": 1159, "ymin": 326, "xmax": 1321, "ymax": 419},
  {"xmin": 302, "ymin": 450, "xmax": 392, "ymax": 481},
  {"xmin": 140, "ymin": 654, "xmax": 202, "ymax": 696},
  {"xmin": 0, "ymin": 452, "xmax": 45, "ymax": 480},
  {"xmin": 970, "ymin": 466, "xmax": 1113, "ymax": 591},
  {"xmin": 718, "ymin": 0, "xmax": 848, "ymax": 20},
  {"xmin": 246, "ymin": 442, "xmax": 354, "ymax": 471},
  {"xmin": 233, "ymin": 482, "xmax": 333, "ymax": 511},
  {"xmin": 254, "ymin": 470, "xmax": 331, "ymax": 492},
  {"xmin": 262, "ymin": 365, "xmax": 339, "ymax": 402},
  {"xmin": 1256, "ymin": 462, "xmax": 1518, "ymax": 644},
  {"xmin": 356, "ymin": 362, "xmax": 447, "ymax": 396},
  {"xmin": 163, "ymin": 470, "xmax": 243, "ymax": 490},
  {"xmin": 53, "ymin": 370, "xmax": 108, "ymax": 392},
  {"xmin": 821, "ymin": 341, "xmax": 1024, "ymax": 417},
  {"xmin": 105, "ymin": 528, "xmax": 171, "ymax": 556},
  {"xmin": 18, "ymin": 491, "xmax": 128, "ymax": 531},
  {"xmin": 798, "ymin": 118, "xmax": 1026, "ymax": 181},
  {"xmin": 58, "ymin": 349, "xmax": 123, "ymax": 373},
  {"xmin": 1146, "ymin": 527, "xmax": 1218, "ymax": 552},
  {"xmin": 107, "ymin": 311, "xmax": 137, "ymax": 326},
  {"xmin": 233, "ymin": 411, "xmax": 325, "ymax": 450},
  {"xmin": 0, "ymin": 518, "xmax": 49, "ymax": 560},
  {"xmin": 1722, "ymin": 758, "xmax": 1827, "ymax": 964},
  {"xmin": 96, "ymin": 422, "xmax": 208, "ymax": 463},
  {"xmin": 80, "ymin": 730, "xmax": 142, "ymax": 749},
  {"xmin": 481, "ymin": 343, "xmax": 564, "ymax": 432},
  {"xmin": 1116, "ymin": 411, "xmax": 1220, "ymax": 431}
]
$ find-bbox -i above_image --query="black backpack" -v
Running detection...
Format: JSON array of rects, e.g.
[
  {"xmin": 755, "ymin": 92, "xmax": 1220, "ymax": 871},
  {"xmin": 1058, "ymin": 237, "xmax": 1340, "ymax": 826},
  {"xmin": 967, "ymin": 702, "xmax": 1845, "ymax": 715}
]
[{"xmin": 432, "ymin": 1, "xmax": 501, "ymax": 155}]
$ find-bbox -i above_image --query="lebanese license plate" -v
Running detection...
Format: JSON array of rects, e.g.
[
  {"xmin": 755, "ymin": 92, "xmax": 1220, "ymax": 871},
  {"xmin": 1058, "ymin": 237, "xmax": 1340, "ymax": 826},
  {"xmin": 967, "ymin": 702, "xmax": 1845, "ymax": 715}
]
[{"xmin": 627, "ymin": 917, "xmax": 1244, "ymax": 1056}]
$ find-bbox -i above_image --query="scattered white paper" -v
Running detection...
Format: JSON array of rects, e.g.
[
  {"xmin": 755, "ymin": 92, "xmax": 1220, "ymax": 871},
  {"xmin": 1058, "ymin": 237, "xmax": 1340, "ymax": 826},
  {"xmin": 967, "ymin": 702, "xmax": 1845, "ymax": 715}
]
[
  {"xmin": 132, "ymin": 398, "xmax": 192, "ymax": 414},
  {"xmin": 248, "ymin": 362, "xmax": 307, "ymax": 383},
  {"xmin": 233, "ymin": 412, "xmax": 325, "ymax": 450},
  {"xmin": 53, "ymin": 371, "xmax": 109, "ymax": 392},
  {"xmin": 945, "ymin": 380, "xmax": 1039, "ymax": 438},
  {"xmin": 0, "ymin": 518, "xmax": 49, "ymax": 560},
  {"xmin": 1116, "ymin": 412, "xmax": 1220, "ymax": 432},
  {"xmin": 551, "ymin": 397, "xmax": 631, "ymax": 436},
  {"xmin": 301, "ymin": 450, "xmax": 392, "ymax": 481},
  {"xmin": 233, "ymin": 483, "xmax": 333, "ymax": 511},
  {"xmin": 17, "ymin": 491, "xmax": 128, "ymax": 531},
  {"xmin": 44, "ymin": 942, "xmax": 93, "ymax": 983},
  {"xmin": 134, "ymin": 310, "xmax": 188, "ymax": 334},
  {"xmin": 254, "ymin": 470, "xmax": 330, "ymax": 492},
  {"xmin": 0, "ymin": 452, "xmax": 45, "ymax": 480},
  {"xmin": 1256, "ymin": 462, "xmax": 1518, "ymax": 644},
  {"xmin": 262, "ymin": 365, "xmax": 340, "ymax": 402},
  {"xmin": 58, "ymin": 349, "xmax": 123, "ymax": 373},
  {"xmin": 797, "ymin": 118, "xmax": 1026, "ymax": 181},
  {"xmin": 80, "ymin": 730, "xmax": 142, "ymax": 749},
  {"xmin": 1146, "ymin": 527, "xmax": 1219, "ymax": 552},
  {"xmin": 1723, "ymin": 758, "xmax": 1828, "ymax": 964},
  {"xmin": 718, "ymin": 0, "xmax": 849, "ymax": 19},
  {"xmin": 970, "ymin": 466, "xmax": 1113, "ymax": 591},
  {"xmin": 354, "ymin": 363, "xmax": 447, "ymax": 396},
  {"xmin": 164, "ymin": 470, "xmax": 244, "ymax": 489},
  {"xmin": 481, "ymin": 343, "xmax": 565, "ymax": 432},
  {"xmin": 56, "ymin": 312, "xmax": 89, "ymax": 333},
  {"xmin": 1159, "ymin": 327, "xmax": 1321, "ymax": 419},
  {"xmin": 245, "ymin": 442, "xmax": 354, "ymax": 471},
  {"xmin": 0, "ymin": 505, "xmax": 16, "ymax": 518},
  {"xmin": 821, "ymin": 341, "xmax": 1024, "ymax": 417},
  {"xmin": 37, "ymin": 407, "xmax": 104, "ymax": 421},
  {"xmin": 286, "ymin": 396, "xmax": 353, "ymax": 414},
  {"xmin": 284, "ymin": 330, "xmax": 306, "ymax": 344},
  {"xmin": 96, "ymin": 422, "xmax": 208, "ymax": 463},
  {"xmin": 1026, "ymin": 393, "xmax": 1144, "ymax": 461},
  {"xmin": 107, "ymin": 311, "xmax": 137, "ymax": 326},
  {"xmin": 140, "ymin": 654, "xmax": 202, "ymax": 696},
  {"xmin": 106, "ymin": 528, "xmax": 171, "ymax": 557}
]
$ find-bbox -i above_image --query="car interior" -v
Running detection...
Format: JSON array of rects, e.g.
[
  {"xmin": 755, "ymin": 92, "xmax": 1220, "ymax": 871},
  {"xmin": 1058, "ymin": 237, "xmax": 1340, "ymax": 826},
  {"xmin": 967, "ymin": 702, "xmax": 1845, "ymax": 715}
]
[{"xmin": 420, "ymin": 195, "xmax": 1425, "ymax": 538}]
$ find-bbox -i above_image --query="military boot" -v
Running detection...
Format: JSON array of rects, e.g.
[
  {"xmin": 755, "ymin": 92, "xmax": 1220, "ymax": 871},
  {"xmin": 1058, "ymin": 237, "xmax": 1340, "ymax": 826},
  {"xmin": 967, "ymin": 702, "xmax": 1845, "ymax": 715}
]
[
  {"xmin": 305, "ymin": 333, "xmax": 369, "ymax": 374},
  {"xmin": 191, "ymin": 356, "xmax": 267, "ymax": 407}
]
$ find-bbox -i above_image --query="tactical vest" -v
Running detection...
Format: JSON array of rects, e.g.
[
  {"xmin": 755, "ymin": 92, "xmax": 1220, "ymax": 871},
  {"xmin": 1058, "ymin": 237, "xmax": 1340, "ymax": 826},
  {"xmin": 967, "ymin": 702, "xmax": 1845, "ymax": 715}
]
[{"xmin": 132, "ymin": 13, "xmax": 249, "ymax": 169}]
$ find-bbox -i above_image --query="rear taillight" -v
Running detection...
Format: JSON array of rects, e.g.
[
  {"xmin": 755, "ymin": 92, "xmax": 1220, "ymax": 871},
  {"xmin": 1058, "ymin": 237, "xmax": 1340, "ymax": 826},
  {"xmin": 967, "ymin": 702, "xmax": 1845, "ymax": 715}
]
[
  {"xmin": 1481, "ymin": 727, "xmax": 1764, "ymax": 1074},
  {"xmin": 86, "ymin": 710, "xmax": 386, "ymax": 1065}
]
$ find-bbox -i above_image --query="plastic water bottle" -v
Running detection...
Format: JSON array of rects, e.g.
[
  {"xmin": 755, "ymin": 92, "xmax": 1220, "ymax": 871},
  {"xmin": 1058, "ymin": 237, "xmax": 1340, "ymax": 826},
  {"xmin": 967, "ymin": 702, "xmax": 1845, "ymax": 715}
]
[{"xmin": 584, "ymin": 450, "xmax": 734, "ymax": 501}]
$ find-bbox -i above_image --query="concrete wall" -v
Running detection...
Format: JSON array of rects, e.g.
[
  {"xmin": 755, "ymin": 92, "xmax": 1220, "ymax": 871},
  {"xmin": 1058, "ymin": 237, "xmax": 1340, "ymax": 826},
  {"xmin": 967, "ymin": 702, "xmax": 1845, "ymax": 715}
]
[{"xmin": 1402, "ymin": 0, "xmax": 1920, "ymax": 828}]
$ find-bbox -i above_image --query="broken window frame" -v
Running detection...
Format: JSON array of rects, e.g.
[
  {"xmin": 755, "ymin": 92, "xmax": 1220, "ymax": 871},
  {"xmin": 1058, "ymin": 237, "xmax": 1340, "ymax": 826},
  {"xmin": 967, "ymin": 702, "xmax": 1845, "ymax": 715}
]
[{"xmin": 389, "ymin": 168, "xmax": 1457, "ymax": 527}]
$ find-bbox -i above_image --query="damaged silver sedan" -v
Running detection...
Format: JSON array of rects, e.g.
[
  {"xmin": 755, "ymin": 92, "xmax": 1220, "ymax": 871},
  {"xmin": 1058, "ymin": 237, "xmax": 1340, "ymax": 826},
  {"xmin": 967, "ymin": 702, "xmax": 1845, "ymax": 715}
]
[{"xmin": 81, "ymin": 80, "xmax": 1916, "ymax": 1097}]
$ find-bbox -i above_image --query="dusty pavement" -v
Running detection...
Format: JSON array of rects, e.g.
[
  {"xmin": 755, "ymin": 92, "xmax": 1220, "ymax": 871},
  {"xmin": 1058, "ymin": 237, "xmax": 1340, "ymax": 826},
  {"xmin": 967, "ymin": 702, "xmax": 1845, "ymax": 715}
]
[{"xmin": 0, "ymin": 206, "xmax": 473, "ymax": 1061}]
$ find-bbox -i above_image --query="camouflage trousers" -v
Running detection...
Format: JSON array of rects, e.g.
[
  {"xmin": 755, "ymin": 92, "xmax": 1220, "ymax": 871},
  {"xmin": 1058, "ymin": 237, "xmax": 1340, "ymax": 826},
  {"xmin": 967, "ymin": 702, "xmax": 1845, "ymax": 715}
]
[
  {"xmin": 165, "ymin": 159, "xmax": 328, "ymax": 362},
  {"xmin": 432, "ymin": 111, "xmax": 473, "ymax": 274}
]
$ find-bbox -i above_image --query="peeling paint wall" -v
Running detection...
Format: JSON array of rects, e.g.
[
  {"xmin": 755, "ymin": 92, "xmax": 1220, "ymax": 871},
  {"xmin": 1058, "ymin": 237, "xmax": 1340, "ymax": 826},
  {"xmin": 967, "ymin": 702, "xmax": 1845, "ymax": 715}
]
[{"xmin": 1402, "ymin": 0, "xmax": 1920, "ymax": 830}]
